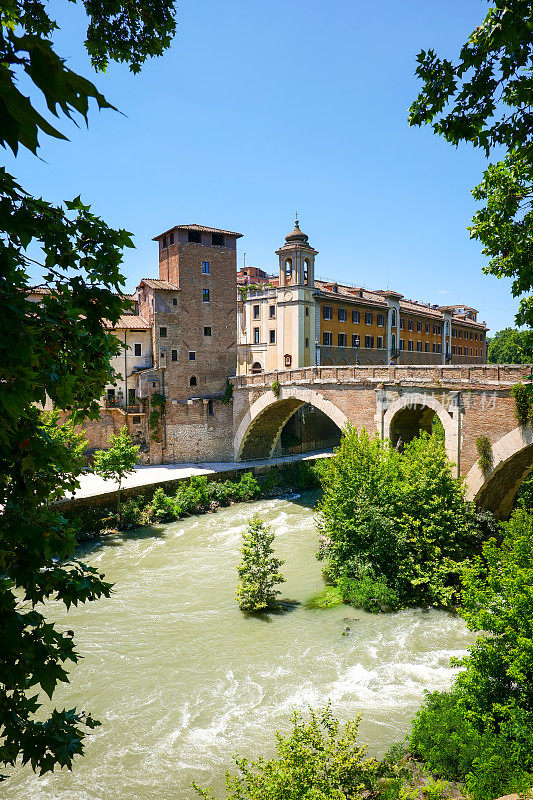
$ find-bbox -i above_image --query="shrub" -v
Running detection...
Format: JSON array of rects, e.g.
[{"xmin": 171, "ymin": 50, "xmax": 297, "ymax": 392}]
[
  {"xmin": 234, "ymin": 472, "xmax": 260, "ymax": 501},
  {"xmin": 193, "ymin": 705, "xmax": 381, "ymax": 800},
  {"xmin": 511, "ymin": 381, "xmax": 531, "ymax": 425},
  {"xmin": 475, "ymin": 435, "xmax": 493, "ymax": 472},
  {"xmin": 337, "ymin": 574, "xmax": 401, "ymax": 613},
  {"xmin": 207, "ymin": 479, "xmax": 235, "ymax": 505},
  {"xmin": 236, "ymin": 515, "xmax": 284, "ymax": 612},
  {"xmin": 173, "ymin": 475, "xmax": 210, "ymax": 516},
  {"xmin": 271, "ymin": 378, "xmax": 281, "ymax": 398},
  {"xmin": 121, "ymin": 498, "xmax": 144, "ymax": 527},
  {"xmin": 150, "ymin": 487, "xmax": 176, "ymax": 522}
]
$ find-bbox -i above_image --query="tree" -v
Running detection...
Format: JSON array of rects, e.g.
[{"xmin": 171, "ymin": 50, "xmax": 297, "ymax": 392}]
[
  {"xmin": 92, "ymin": 427, "xmax": 139, "ymax": 524},
  {"xmin": 236, "ymin": 515, "xmax": 285, "ymax": 612},
  {"xmin": 408, "ymin": 1, "xmax": 533, "ymax": 329},
  {"xmin": 316, "ymin": 426, "xmax": 489, "ymax": 610},
  {"xmin": 410, "ymin": 508, "xmax": 533, "ymax": 799},
  {"xmin": 487, "ymin": 327, "xmax": 533, "ymax": 363},
  {"xmin": 0, "ymin": 0, "xmax": 176, "ymax": 780}
]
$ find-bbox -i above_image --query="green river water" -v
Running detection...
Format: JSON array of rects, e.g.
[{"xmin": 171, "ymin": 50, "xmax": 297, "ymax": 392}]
[{"xmin": 3, "ymin": 491, "xmax": 474, "ymax": 800}]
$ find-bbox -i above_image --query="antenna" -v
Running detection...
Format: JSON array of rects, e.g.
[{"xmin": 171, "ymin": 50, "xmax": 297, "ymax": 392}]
[{"xmin": 243, "ymin": 252, "xmax": 246, "ymax": 268}]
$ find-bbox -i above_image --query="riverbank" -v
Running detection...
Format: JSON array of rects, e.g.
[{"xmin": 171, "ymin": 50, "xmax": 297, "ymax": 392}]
[{"xmin": 62, "ymin": 450, "xmax": 334, "ymax": 511}]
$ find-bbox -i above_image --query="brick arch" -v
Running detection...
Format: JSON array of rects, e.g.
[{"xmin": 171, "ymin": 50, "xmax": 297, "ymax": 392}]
[
  {"xmin": 465, "ymin": 426, "xmax": 533, "ymax": 518},
  {"xmin": 383, "ymin": 393, "xmax": 457, "ymax": 464},
  {"xmin": 235, "ymin": 386, "xmax": 349, "ymax": 460}
]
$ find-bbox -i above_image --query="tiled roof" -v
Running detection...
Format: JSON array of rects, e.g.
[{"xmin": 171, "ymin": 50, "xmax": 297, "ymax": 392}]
[
  {"xmin": 153, "ymin": 223, "xmax": 243, "ymax": 240},
  {"xmin": 451, "ymin": 315, "xmax": 488, "ymax": 330},
  {"xmin": 400, "ymin": 300, "xmax": 443, "ymax": 319},
  {"xmin": 28, "ymin": 285, "xmax": 52, "ymax": 295},
  {"xmin": 107, "ymin": 314, "xmax": 150, "ymax": 330},
  {"xmin": 138, "ymin": 279, "xmax": 180, "ymax": 291},
  {"xmin": 315, "ymin": 280, "xmax": 387, "ymax": 307}
]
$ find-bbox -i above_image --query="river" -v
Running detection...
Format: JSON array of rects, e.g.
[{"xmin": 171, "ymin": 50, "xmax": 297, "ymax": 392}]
[{"xmin": 3, "ymin": 491, "xmax": 474, "ymax": 800}]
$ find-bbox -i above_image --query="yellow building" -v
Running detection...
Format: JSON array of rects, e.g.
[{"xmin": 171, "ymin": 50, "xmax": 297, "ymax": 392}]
[{"xmin": 237, "ymin": 221, "xmax": 488, "ymax": 374}]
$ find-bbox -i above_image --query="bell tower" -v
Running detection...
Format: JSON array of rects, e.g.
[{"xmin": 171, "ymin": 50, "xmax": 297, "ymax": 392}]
[{"xmin": 276, "ymin": 217, "xmax": 317, "ymax": 287}]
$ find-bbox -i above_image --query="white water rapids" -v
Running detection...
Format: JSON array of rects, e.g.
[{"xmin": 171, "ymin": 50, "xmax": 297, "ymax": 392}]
[{"xmin": 2, "ymin": 491, "xmax": 474, "ymax": 799}]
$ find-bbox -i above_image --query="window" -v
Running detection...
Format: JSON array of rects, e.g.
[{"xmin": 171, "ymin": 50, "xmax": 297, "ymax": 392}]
[
  {"xmin": 417, "ymin": 321, "xmax": 422, "ymax": 333},
  {"xmin": 323, "ymin": 331, "xmax": 332, "ymax": 346},
  {"xmin": 417, "ymin": 341, "xmax": 422, "ymax": 352},
  {"xmin": 452, "ymin": 346, "xmax": 457, "ymax": 355},
  {"xmin": 452, "ymin": 328, "xmax": 456, "ymax": 338},
  {"xmin": 303, "ymin": 259, "xmax": 309, "ymax": 283},
  {"xmin": 438, "ymin": 325, "xmax": 442, "ymax": 335},
  {"xmin": 475, "ymin": 333, "xmax": 478, "ymax": 341},
  {"xmin": 132, "ymin": 415, "xmax": 141, "ymax": 425},
  {"xmin": 458, "ymin": 330, "xmax": 462, "ymax": 339},
  {"xmin": 400, "ymin": 317, "xmax": 405, "ymax": 330},
  {"xmin": 432, "ymin": 343, "xmax": 437, "ymax": 353},
  {"xmin": 202, "ymin": 261, "xmax": 210, "ymax": 274},
  {"xmin": 425, "ymin": 342, "xmax": 429, "ymax": 352},
  {"xmin": 425, "ymin": 323, "xmax": 430, "ymax": 334},
  {"xmin": 437, "ymin": 343, "xmax": 442, "ymax": 353},
  {"xmin": 208, "ymin": 398, "xmax": 214, "ymax": 415},
  {"xmin": 399, "ymin": 339, "xmax": 405, "ymax": 350},
  {"xmin": 377, "ymin": 313, "xmax": 384, "ymax": 327},
  {"xmin": 253, "ymin": 304, "xmax": 260, "ymax": 319},
  {"xmin": 377, "ymin": 336, "xmax": 383, "ymax": 349},
  {"xmin": 365, "ymin": 335, "xmax": 374, "ymax": 348},
  {"xmin": 323, "ymin": 306, "xmax": 333, "ymax": 320},
  {"xmin": 202, "ymin": 288, "xmax": 210, "ymax": 303},
  {"xmin": 253, "ymin": 327, "xmax": 260, "ymax": 344},
  {"xmin": 305, "ymin": 337, "xmax": 309, "ymax": 348},
  {"xmin": 190, "ymin": 376, "xmax": 197, "ymax": 386},
  {"xmin": 433, "ymin": 325, "xmax": 437, "ymax": 335},
  {"xmin": 133, "ymin": 343, "xmax": 142, "ymax": 356},
  {"xmin": 188, "ymin": 230, "xmax": 201, "ymax": 243},
  {"xmin": 285, "ymin": 259, "xmax": 292, "ymax": 278},
  {"xmin": 476, "ymin": 348, "xmax": 478, "ymax": 356},
  {"xmin": 172, "ymin": 297, "xmax": 178, "ymax": 306},
  {"xmin": 159, "ymin": 327, "xmax": 167, "ymax": 338},
  {"xmin": 171, "ymin": 349, "xmax": 177, "ymax": 361},
  {"xmin": 459, "ymin": 347, "xmax": 463, "ymax": 355},
  {"xmin": 352, "ymin": 333, "xmax": 360, "ymax": 347},
  {"xmin": 305, "ymin": 306, "xmax": 309, "ymax": 317},
  {"xmin": 189, "ymin": 351, "xmax": 196, "ymax": 361},
  {"xmin": 162, "ymin": 235, "xmax": 167, "ymax": 248},
  {"xmin": 480, "ymin": 334, "xmax": 484, "ymax": 342},
  {"xmin": 391, "ymin": 309, "xmax": 397, "ymax": 327},
  {"xmin": 212, "ymin": 233, "xmax": 224, "ymax": 246},
  {"xmin": 408, "ymin": 340, "xmax": 414, "ymax": 351},
  {"xmin": 352, "ymin": 309, "xmax": 360, "ymax": 324},
  {"xmin": 269, "ymin": 305, "xmax": 276, "ymax": 318},
  {"xmin": 338, "ymin": 333, "xmax": 347, "ymax": 347},
  {"xmin": 470, "ymin": 331, "xmax": 473, "ymax": 340},
  {"xmin": 408, "ymin": 320, "xmax": 413, "ymax": 331},
  {"xmin": 204, "ymin": 326, "xmax": 211, "ymax": 336},
  {"xmin": 169, "ymin": 232, "xmax": 174, "ymax": 245},
  {"xmin": 269, "ymin": 329, "xmax": 276, "ymax": 344},
  {"xmin": 365, "ymin": 312, "xmax": 373, "ymax": 325},
  {"xmin": 251, "ymin": 362, "xmax": 262, "ymax": 374},
  {"xmin": 391, "ymin": 333, "xmax": 396, "ymax": 352},
  {"xmin": 338, "ymin": 308, "xmax": 347, "ymax": 322}
]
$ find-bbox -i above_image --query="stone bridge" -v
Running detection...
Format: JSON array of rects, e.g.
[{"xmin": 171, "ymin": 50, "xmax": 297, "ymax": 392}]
[{"xmin": 231, "ymin": 364, "xmax": 533, "ymax": 518}]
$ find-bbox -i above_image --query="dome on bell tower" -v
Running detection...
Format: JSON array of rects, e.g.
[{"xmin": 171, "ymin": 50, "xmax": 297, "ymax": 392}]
[{"xmin": 285, "ymin": 218, "xmax": 309, "ymax": 244}]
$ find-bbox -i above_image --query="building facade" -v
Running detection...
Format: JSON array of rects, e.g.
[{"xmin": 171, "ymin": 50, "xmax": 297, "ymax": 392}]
[{"xmin": 236, "ymin": 220, "xmax": 488, "ymax": 375}]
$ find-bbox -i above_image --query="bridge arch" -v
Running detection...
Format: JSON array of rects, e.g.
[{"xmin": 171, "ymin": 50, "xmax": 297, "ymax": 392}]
[
  {"xmin": 383, "ymin": 392, "xmax": 457, "ymax": 464},
  {"xmin": 234, "ymin": 386, "xmax": 349, "ymax": 461},
  {"xmin": 465, "ymin": 426, "xmax": 533, "ymax": 518}
]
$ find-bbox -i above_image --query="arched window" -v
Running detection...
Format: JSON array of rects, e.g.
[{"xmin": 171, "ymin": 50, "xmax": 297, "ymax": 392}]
[
  {"xmin": 190, "ymin": 376, "xmax": 197, "ymax": 387},
  {"xmin": 391, "ymin": 333, "xmax": 396, "ymax": 354},
  {"xmin": 284, "ymin": 259, "xmax": 292, "ymax": 279},
  {"xmin": 303, "ymin": 258, "xmax": 310, "ymax": 284},
  {"xmin": 445, "ymin": 321, "xmax": 450, "ymax": 335},
  {"xmin": 391, "ymin": 309, "xmax": 397, "ymax": 327},
  {"xmin": 251, "ymin": 362, "xmax": 263, "ymax": 374}
]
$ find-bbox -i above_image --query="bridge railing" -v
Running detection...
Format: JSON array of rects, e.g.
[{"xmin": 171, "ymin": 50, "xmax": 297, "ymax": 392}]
[{"xmin": 232, "ymin": 363, "xmax": 533, "ymax": 389}]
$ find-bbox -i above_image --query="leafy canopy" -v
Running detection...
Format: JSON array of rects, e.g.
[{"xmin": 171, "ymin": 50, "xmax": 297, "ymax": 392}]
[
  {"xmin": 409, "ymin": 1, "xmax": 533, "ymax": 329},
  {"xmin": 0, "ymin": 0, "xmax": 176, "ymax": 781},
  {"xmin": 487, "ymin": 326, "xmax": 533, "ymax": 363},
  {"xmin": 316, "ymin": 426, "xmax": 489, "ymax": 609},
  {"xmin": 92, "ymin": 426, "xmax": 139, "ymax": 485},
  {"xmin": 410, "ymin": 508, "xmax": 533, "ymax": 799}
]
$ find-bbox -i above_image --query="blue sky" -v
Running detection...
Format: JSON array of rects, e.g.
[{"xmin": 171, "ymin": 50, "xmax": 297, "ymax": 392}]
[{"xmin": 8, "ymin": 0, "xmax": 518, "ymax": 334}]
